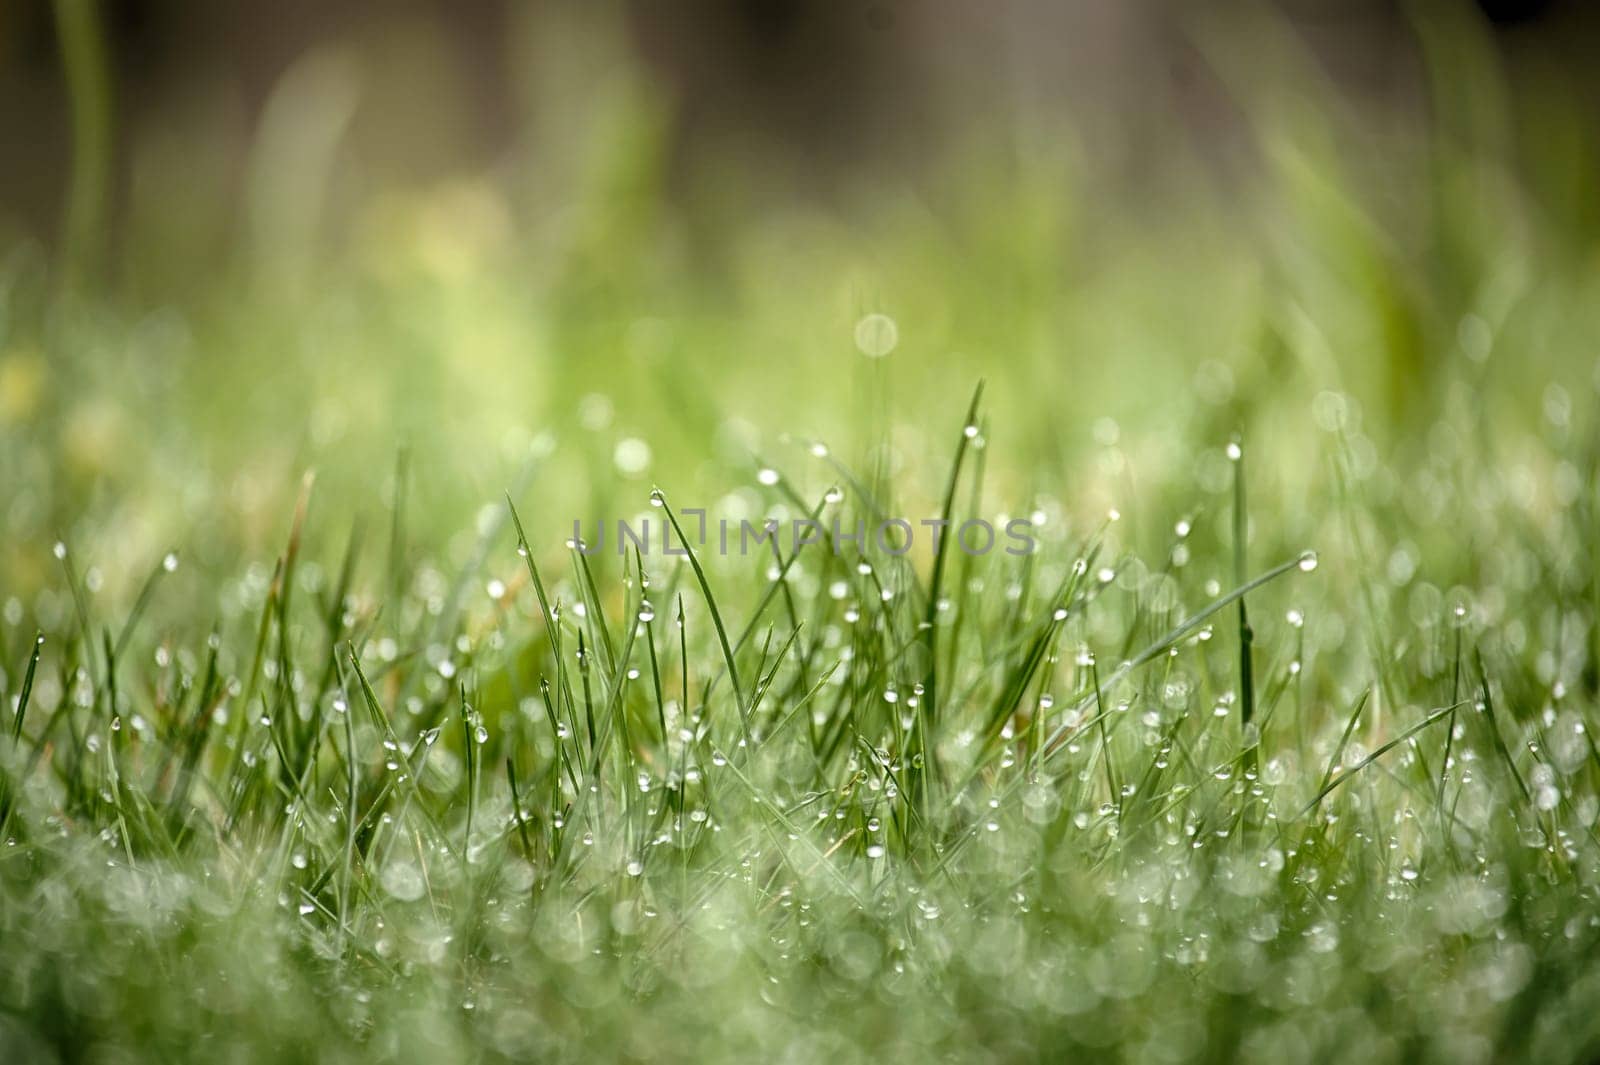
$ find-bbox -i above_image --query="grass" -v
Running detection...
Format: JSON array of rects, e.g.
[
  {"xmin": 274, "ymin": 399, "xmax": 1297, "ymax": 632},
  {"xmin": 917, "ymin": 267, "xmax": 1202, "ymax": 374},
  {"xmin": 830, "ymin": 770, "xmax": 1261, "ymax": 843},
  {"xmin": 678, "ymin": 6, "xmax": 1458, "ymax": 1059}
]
[
  {"xmin": 5, "ymin": 8, "xmax": 1600, "ymax": 1062},
  {"xmin": 3, "ymin": 369, "xmax": 1599, "ymax": 1062}
]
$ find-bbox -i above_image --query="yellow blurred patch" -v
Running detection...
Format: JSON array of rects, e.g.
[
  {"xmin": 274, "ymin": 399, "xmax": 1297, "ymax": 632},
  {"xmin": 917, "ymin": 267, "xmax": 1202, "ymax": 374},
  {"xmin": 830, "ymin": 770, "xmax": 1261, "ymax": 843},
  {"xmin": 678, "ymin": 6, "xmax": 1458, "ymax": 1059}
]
[
  {"xmin": 0, "ymin": 349, "xmax": 45, "ymax": 422},
  {"xmin": 355, "ymin": 179, "xmax": 511, "ymax": 283},
  {"xmin": 62, "ymin": 399, "xmax": 126, "ymax": 474}
]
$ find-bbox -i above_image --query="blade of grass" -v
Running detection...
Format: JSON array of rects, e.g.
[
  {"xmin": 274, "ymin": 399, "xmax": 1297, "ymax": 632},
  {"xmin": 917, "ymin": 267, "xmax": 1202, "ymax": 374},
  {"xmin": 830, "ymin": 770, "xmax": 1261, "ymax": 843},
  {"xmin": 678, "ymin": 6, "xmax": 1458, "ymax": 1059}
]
[{"xmin": 656, "ymin": 490, "xmax": 746, "ymax": 730}]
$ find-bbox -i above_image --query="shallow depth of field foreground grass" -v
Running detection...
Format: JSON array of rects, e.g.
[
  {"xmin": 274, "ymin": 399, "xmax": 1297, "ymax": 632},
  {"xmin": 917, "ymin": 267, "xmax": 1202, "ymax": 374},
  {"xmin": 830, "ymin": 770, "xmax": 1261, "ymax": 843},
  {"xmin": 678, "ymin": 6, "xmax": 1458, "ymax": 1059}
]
[
  {"xmin": 5, "ymin": 373, "xmax": 1600, "ymax": 1065},
  {"xmin": 6, "ymin": 8, "xmax": 1600, "ymax": 1064}
]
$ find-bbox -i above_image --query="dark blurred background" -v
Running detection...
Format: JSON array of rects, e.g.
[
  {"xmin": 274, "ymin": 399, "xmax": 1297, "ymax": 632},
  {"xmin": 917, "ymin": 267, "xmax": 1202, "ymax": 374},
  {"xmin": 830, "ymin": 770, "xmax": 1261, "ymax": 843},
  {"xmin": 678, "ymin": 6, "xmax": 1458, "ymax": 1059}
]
[{"xmin": 3, "ymin": 0, "xmax": 1596, "ymax": 266}]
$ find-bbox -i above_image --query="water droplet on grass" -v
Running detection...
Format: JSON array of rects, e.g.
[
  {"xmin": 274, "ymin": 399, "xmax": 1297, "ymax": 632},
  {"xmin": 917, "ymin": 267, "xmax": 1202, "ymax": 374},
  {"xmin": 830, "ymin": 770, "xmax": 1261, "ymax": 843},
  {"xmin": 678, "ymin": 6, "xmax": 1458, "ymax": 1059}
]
[{"xmin": 379, "ymin": 861, "xmax": 425, "ymax": 901}]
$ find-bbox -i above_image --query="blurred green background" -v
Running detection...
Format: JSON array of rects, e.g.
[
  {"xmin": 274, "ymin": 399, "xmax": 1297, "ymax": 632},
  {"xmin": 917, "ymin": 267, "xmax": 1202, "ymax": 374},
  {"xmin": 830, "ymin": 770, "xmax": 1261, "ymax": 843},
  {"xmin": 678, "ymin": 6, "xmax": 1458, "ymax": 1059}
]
[{"xmin": 2, "ymin": 0, "xmax": 1598, "ymax": 620}]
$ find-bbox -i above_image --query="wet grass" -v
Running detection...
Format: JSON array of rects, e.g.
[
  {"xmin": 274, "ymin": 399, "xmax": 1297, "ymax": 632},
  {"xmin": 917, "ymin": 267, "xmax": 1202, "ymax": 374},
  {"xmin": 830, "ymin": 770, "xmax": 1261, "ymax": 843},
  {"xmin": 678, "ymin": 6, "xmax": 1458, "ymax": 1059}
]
[
  {"xmin": 5, "ymin": 10, "xmax": 1600, "ymax": 1056},
  {"xmin": 3, "ymin": 353, "xmax": 1600, "ymax": 1064}
]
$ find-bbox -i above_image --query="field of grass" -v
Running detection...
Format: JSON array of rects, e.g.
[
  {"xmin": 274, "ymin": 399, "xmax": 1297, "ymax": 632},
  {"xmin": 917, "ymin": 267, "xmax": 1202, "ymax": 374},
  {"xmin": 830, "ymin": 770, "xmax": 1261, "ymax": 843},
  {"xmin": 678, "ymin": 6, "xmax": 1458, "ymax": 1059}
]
[{"xmin": 5, "ymin": 7, "xmax": 1600, "ymax": 1063}]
